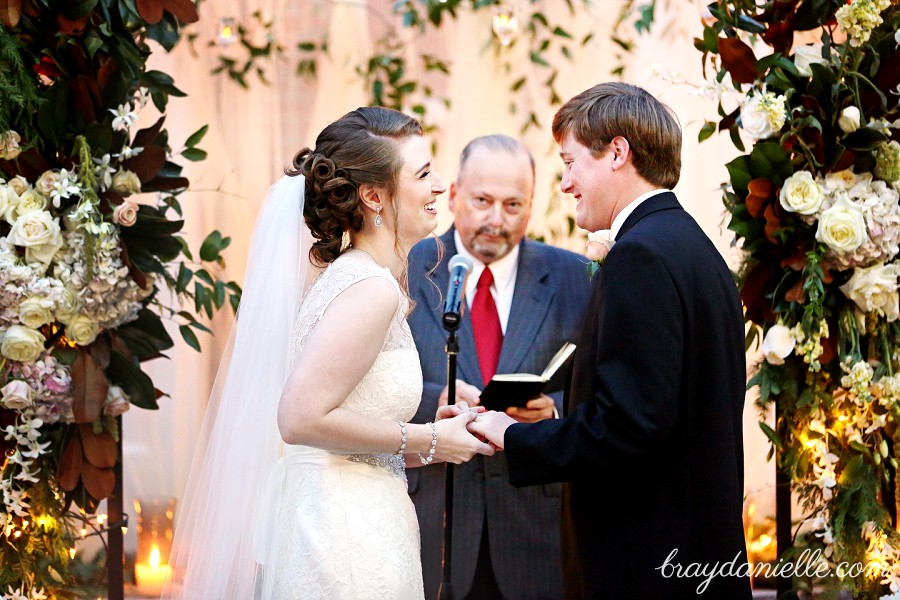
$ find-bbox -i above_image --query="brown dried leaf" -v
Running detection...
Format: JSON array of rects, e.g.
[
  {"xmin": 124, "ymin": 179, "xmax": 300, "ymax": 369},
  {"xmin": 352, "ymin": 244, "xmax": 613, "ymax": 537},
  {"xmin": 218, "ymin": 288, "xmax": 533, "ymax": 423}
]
[
  {"xmin": 82, "ymin": 463, "xmax": 116, "ymax": 500},
  {"xmin": 718, "ymin": 38, "xmax": 760, "ymax": 84},
  {"xmin": 58, "ymin": 434, "xmax": 83, "ymax": 491},
  {"xmin": 78, "ymin": 424, "xmax": 117, "ymax": 468},
  {"xmin": 71, "ymin": 351, "xmax": 109, "ymax": 424}
]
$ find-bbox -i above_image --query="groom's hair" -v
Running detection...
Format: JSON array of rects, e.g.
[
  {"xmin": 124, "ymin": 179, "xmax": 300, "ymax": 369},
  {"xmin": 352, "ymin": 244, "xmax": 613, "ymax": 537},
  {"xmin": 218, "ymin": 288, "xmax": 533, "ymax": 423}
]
[{"xmin": 552, "ymin": 82, "xmax": 682, "ymax": 189}]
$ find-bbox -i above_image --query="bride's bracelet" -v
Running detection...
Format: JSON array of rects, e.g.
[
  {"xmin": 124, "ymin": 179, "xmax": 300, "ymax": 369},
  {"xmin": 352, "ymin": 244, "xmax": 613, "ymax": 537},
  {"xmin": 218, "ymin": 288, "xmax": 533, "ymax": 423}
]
[
  {"xmin": 418, "ymin": 422, "xmax": 437, "ymax": 465},
  {"xmin": 395, "ymin": 421, "xmax": 408, "ymax": 455}
]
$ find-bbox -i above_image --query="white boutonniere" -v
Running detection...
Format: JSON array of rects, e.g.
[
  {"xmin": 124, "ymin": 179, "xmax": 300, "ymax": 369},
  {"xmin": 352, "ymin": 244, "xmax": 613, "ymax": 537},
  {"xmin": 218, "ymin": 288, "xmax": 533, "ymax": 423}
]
[{"xmin": 586, "ymin": 229, "xmax": 615, "ymax": 277}]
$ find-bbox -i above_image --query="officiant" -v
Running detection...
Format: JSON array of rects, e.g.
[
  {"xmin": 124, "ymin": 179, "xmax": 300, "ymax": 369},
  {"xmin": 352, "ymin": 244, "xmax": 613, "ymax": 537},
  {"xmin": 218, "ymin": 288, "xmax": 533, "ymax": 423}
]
[{"xmin": 406, "ymin": 134, "xmax": 592, "ymax": 600}]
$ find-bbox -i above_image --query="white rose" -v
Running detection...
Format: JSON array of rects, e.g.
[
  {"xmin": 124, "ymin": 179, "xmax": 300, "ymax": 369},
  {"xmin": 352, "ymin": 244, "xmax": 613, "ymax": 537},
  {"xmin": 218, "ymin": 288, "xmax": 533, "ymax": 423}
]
[
  {"xmin": 840, "ymin": 262, "xmax": 900, "ymax": 321},
  {"xmin": 779, "ymin": 171, "xmax": 825, "ymax": 215},
  {"xmin": 35, "ymin": 170, "xmax": 58, "ymax": 197},
  {"xmin": 1, "ymin": 325, "xmax": 46, "ymax": 363},
  {"xmin": 111, "ymin": 170, "xmax": 141, "ymax": 196},
  {"xmin": 18, "ymin": 297, "xmax": 54, "ymax": 329},
  {"xmin": 113, "ymin": 200, "xmax": 139, "ymax": 227},
  {"xmin": 586, "ymin": 229, "xmax": 615, "ymax": 262},
  {"xmin": 815, "ymin": 196, "xmax": 868, "ymax": 253},
  {"xmin": 54, "ymin": 287, "xmax": 81, "ymax": 325},
  {"xmin": 7, "ymin": 187, "xmax": 48, "ymax": 222},
  {"xmin": 9, "ymin": 210, "xmax": 63, "ymax": 264},
  {"xmin": 104, "ymin": 385, "xmax": 131, "ymax": 417},
  {"xmin": 794, "ymin": 44, "xmax": 828, "ymax": 77},
  {"xmin": 740, "ymin": 92, "xmax": 787, "ymax": 142},
  {"xmin": 0, "ymin": 181, "xmax": 14, "ymax": 221},
  {"xmin": 7, "ymin": 176, "xmax": 28, "ymax": 196},
  {"xmin": 838, "ymin": 106, "xmax": 862, "ymax": 133},
  {"xmin": 1, "ymin": 380, "xmax": 32, "ymax": 410},
  {"xmin": 761, "ymin": 324, "xmax": 795, "ymax": 365},
  {"xmin": 66, "ymin": 315, "xmax": 99, "ymax": 346},
  {"xmin": 0, "ymin": 130, "xmax": 22, "ymax": 160}
]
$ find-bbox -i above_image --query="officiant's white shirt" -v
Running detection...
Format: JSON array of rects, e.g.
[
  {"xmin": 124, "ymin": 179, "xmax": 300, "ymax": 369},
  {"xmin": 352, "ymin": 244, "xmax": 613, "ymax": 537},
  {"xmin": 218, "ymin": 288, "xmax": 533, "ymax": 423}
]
[{"xmin": 454, "ymin": 229, "xmax": 519, "ymax": 335}]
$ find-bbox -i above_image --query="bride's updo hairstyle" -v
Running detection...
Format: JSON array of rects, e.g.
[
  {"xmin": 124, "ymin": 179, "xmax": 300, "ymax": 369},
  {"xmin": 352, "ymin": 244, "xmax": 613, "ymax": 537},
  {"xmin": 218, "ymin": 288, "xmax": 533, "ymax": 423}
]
[{"xmin": 288, "ymin": 106, "xmax": 423, "ymax": 266}]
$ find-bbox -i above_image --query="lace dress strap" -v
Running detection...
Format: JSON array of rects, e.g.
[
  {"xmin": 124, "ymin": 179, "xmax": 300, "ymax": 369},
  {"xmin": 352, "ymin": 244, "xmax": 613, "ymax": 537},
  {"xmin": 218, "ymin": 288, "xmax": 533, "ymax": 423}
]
[{"xmin": 290, "ymin": 251, "xmax": 402, "ymax": 364}]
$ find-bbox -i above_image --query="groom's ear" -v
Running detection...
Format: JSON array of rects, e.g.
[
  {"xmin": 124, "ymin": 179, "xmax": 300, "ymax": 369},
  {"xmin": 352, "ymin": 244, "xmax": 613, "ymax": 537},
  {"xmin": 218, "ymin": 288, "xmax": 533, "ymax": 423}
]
[{"xmin": 609, "ymin": 136, "xmax": 631, "ymax": 170}]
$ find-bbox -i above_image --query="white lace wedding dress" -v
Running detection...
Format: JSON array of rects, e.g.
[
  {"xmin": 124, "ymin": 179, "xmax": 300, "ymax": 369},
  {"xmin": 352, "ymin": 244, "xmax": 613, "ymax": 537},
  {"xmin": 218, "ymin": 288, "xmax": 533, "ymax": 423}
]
[{"xmin": 257, "ymin": 250, "xmax": 425, "ymax": 600}]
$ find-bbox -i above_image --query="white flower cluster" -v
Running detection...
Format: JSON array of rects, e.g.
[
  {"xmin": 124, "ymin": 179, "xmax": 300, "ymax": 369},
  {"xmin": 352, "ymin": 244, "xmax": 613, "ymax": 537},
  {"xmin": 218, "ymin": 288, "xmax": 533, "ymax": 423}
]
[
  {"xmin": 1, "ymin": 411, "xmax": 50, "ymax": 520},
  {"xmin": 52, "ymin": 229, "xmax": 153, "ymax": 334},
  {"xmin": 836, "ymin": 0, "xmax": 892, "ymax": 47},
  {"xmin": 780, "ymin": 169, "xmax": 900, "ymax": 270},
  {"xmin": 740, "ymin": 90, "xmax": 787, "ymax": 142}
]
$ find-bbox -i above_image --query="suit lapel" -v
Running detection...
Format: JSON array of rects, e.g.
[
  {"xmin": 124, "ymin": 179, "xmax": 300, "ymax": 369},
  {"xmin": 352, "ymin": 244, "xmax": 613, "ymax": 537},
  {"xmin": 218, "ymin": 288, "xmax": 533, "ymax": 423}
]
[
  {"xmin": 419, "ymin": 229, "xmax": 482, "ymax": 387},
  {"xmin": 496, "ymin": 239, "xmax": 554, "ymax": 376}
]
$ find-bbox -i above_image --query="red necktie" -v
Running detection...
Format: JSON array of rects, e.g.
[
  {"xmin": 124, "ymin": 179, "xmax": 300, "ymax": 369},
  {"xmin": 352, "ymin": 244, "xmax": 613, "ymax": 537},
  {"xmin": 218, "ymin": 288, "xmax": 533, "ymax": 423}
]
[{"xmin": 471, "ymin": 267, "xmax": 503, "ymax": 385}]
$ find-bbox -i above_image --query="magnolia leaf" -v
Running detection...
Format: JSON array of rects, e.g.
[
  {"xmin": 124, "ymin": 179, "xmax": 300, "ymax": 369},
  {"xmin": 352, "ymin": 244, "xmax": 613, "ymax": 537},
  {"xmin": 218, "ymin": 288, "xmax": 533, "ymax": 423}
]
[
  {"xmin": 81, "ymin": 463, "xmax": 116, "ymax": 500},
  {"xmin": 718, "ymin": 37, "xmax": 760, "ymax": 84},
  {"xmin": 71, "ymin": 351, "xmax": 109, "ymax": 424},
  {"xmin": 58, "ymin": 434, "xmax": 83, "ymax": 492},
  {"xmin": 78, "ymin": 424, "xmax": 117, "ymax": 468}
]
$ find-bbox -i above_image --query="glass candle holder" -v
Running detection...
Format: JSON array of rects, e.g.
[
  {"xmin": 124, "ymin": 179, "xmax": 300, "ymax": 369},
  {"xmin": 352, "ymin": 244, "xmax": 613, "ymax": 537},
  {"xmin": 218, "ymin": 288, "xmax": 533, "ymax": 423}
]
[{"xmin": 133, "ymin": 497, "xmax": 176, "ymax": 596}]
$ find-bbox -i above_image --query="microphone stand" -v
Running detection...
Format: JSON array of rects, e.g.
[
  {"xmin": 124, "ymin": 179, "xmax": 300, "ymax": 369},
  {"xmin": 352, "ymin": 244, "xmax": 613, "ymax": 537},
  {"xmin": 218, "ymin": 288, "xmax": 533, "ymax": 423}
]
[{"xmin": 437, "ymin": 329, "xmax": 458, "ymax": 600}]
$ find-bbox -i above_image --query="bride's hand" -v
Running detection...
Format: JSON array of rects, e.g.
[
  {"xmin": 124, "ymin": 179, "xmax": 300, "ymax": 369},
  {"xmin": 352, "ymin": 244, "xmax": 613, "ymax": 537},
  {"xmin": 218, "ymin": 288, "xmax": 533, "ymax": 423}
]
[
  {"xmin": 435, "ymin": 401, "xmax": 486, "ymax": 422},
  {"xmin": 433, "ymin": 411, "xmax": 495, "ymax": 463}
]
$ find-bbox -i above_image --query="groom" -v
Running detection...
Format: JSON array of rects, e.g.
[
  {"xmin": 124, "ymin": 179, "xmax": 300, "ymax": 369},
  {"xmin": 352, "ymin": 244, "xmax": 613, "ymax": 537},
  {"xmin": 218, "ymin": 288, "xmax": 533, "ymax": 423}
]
[{"xmin": 470, "ymin": 82, "xmax": 752, "ymax": 599}]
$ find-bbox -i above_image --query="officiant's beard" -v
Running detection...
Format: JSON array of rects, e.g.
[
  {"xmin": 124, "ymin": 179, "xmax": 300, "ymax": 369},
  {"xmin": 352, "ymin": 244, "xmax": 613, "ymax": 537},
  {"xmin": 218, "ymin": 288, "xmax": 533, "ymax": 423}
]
[{"xmin": 471, "ymin": 226, "xmax": 511, "ymax": 262}]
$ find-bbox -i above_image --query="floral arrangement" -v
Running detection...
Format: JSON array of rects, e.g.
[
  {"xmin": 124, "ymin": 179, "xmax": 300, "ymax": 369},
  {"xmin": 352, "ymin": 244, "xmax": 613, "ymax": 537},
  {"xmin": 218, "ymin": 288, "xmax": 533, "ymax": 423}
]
[
  {"xmin": 695, "ymin": 0, "xmax": 900, "ymax": 596},
  {"xmin": 0, "ymin": 0, "xmax": 238, "ymax": 596}
]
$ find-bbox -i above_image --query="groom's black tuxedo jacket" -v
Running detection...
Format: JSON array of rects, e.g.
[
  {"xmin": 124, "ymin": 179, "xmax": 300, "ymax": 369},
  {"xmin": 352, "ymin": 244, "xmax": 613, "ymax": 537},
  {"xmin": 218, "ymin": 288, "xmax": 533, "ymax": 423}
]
[{"xmin": 505, "ymin": 193, "xmax": 752, "ymax": 600}]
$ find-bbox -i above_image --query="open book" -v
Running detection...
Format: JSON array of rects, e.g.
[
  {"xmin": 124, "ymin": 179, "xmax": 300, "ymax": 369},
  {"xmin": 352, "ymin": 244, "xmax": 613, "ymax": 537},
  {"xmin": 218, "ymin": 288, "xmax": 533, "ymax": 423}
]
[{"xmin": 478, "ymin": 342, "xmax": 577, "ymax": 411}]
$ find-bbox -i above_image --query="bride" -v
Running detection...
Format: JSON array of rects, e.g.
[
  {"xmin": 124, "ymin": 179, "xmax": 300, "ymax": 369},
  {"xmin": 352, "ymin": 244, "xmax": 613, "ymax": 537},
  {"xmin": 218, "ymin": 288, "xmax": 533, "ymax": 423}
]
[{"xmin": 168, "ymin": 107, "xmax": 494, "ymax": 599}]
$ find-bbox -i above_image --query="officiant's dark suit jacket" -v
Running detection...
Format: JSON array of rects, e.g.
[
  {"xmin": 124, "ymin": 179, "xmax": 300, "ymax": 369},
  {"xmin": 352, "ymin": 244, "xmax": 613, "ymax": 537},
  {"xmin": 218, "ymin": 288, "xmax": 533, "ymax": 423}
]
[
  {"xmin": 407, "ymin": 228, "xmax": 591, "ymax": 599},
  {"xmin": 505, "ymin": 193, "xmax": 751, "ymax": 600}
]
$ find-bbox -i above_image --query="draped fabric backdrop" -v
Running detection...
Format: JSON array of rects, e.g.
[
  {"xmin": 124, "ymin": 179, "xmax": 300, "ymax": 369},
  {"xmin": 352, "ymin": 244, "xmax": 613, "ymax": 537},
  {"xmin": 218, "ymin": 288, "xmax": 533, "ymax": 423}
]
[{"xmin": 120, "ymin": 0, "xmax": 774, "ymax": 555}]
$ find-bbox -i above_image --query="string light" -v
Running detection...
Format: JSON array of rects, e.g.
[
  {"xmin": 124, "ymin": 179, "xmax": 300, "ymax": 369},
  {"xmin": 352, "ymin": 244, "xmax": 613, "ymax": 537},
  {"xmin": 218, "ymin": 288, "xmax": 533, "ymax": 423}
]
[
  {"xmin": 218, "ymin": 18, "xmax": 237, "ymax": 47},
  {"xmin": 491, "ymin": 4, "xmax": 518, "ymax": 46}
]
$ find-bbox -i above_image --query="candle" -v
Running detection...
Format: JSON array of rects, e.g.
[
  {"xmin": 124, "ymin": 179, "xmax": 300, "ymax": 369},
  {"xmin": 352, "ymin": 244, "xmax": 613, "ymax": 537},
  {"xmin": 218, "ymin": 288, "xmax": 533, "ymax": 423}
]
[{"xmin": 135, "ymin": 544, "xmax": 172, "ymax": 596}]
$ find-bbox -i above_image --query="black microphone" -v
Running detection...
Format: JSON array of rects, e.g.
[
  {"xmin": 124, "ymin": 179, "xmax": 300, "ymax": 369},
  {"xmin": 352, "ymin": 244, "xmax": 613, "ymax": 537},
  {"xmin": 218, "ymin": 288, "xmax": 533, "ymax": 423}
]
[{"xmin": 442, "ymin": 254, "xmax": 473, "ymax": 331}]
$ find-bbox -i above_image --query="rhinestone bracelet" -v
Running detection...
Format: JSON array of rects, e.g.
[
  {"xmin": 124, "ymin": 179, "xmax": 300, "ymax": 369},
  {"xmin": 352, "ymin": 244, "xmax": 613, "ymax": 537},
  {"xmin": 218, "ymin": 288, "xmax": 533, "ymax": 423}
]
[
  {"xmin": 418, "ymin": 422, "xmax": 437, "ymax": 465},
  {"xmin": 395, "ymin": 421, "xmax": 408, "ymax": 455}
]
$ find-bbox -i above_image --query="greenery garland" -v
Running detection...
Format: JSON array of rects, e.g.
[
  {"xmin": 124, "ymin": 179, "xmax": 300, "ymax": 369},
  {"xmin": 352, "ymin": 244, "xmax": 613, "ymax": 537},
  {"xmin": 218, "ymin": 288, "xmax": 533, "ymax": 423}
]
[
  {"xmin": 0, "ymin": 0, "xmax": 238, "ymax": 597},
  {"xmin": 695, "ymin": 0, "xmax": 900, "ymax": 596}
]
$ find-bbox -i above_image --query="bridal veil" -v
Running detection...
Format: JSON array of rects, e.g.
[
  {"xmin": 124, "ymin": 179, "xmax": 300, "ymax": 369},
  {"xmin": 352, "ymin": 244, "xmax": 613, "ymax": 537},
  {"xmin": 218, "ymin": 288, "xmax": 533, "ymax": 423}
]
[{"xmin": 167, "ymin": 174, "xmax": 316, "ymax": 599}]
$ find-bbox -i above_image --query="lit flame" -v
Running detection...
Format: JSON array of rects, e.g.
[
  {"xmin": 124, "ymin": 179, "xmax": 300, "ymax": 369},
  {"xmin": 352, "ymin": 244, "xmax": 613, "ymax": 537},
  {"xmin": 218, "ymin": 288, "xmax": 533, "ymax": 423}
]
[{"xmin": 150, "ymin": 544, "xmax": 161, "ymax": 569}]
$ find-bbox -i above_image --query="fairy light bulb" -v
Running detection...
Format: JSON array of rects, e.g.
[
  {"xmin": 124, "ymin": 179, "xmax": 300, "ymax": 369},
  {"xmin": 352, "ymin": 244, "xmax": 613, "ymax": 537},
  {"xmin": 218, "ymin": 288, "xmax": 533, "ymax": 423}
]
[
  {"xmin": 491, "ymin": 5, "xmax": 518, "ymax": 46},
  {"xmin": 218, "ymin": 18, "xmax": 237, "ymax": 47}
]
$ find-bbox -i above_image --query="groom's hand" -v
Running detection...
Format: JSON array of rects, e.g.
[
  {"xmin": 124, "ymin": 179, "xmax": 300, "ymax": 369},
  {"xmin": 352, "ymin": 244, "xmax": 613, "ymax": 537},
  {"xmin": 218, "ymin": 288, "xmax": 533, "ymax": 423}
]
[
  {"xmin": 468, "ymin": 411, "xmax": 516, "ymax": 450},
  {"xmin": 506, "ymin": 394, "xmax": 556, "ymax": 423}
]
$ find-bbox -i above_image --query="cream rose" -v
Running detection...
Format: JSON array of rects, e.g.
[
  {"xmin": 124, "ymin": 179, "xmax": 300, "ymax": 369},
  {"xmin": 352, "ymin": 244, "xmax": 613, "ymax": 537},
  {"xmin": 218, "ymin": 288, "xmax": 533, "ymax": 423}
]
[
  {"xmin": 815, "ymin": 196, "xmax": 868, "ymax": 253},
  {"xmin": 0, "ymin": 130, "xmax": 22, "ymax": 161},
  {"xmin": 35, "ymin": 170, "xmax": 58, "ymax": 197},
  {"xmin": 794, "ymin": 44, "xmax": 828, "ymax": 77},
  {"xmin": 779, "ymin": 171, "xmax": 825, "ymax": 215},
  {"xmin": 7, "ymin": 187, "xmax": 48, "ymax": 222},
  {"xmin": 18, "ymin": 297, "xmax": 54, "ymax": 329},
  {"xmin": 839, "ymin": 262, "xmax": 900, "ymax": 321},
  {"xmin": 7, "ymin": 176, "xmax": 28, "ymax": 196},
  {"xmin": 0, "ymin": 181, "xmax": 15, "ymax": 221},
  {"xmin": 104, "ymin": 386, "xmax": 131, "ymax": 417},
  {"xmin": 761, "ymin": 324, "xmax": 796, "ymax": 365},
  {"xmin": 1, "ymin": 380, "xmax": 32, "ymax": 410},
  {"xmin": 111, "ymin": 170, "xmax": 141, "ymax": 196},
  {"xmin": 586, "ymin": 229, "xmax": 615, "ymax": 262},
  {"xmin": 1, "ymin": 325, "xmax": 46, "ymax": 363},
  {"xmin": 113, "ymin": 200, "xmax": 139, "ymax": 227},
  {"xmin": 740, "ymin": 92, "xmax": 787, "ymax": 142},
  {"xmin": 8, "ymin": 210, "xmax": 63, "ymax": 264},
  {"xmin": 66, "ymin": 315, "xmax": 99, "ymax": 346}
]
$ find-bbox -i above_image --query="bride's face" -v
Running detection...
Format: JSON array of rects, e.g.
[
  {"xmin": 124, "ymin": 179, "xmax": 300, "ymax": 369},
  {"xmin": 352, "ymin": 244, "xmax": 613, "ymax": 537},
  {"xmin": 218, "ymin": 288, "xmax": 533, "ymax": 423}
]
[{"xmin": 391, "ymin": 135, "xmax": 444, "ymax": 247}]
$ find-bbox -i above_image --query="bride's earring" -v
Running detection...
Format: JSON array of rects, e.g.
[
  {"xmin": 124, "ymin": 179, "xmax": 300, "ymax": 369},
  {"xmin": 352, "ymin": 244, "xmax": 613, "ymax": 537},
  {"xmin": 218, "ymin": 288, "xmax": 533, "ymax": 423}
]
[{"xmin": 374, "ymin": 206, "xmax": 383, "ymax": 227}]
